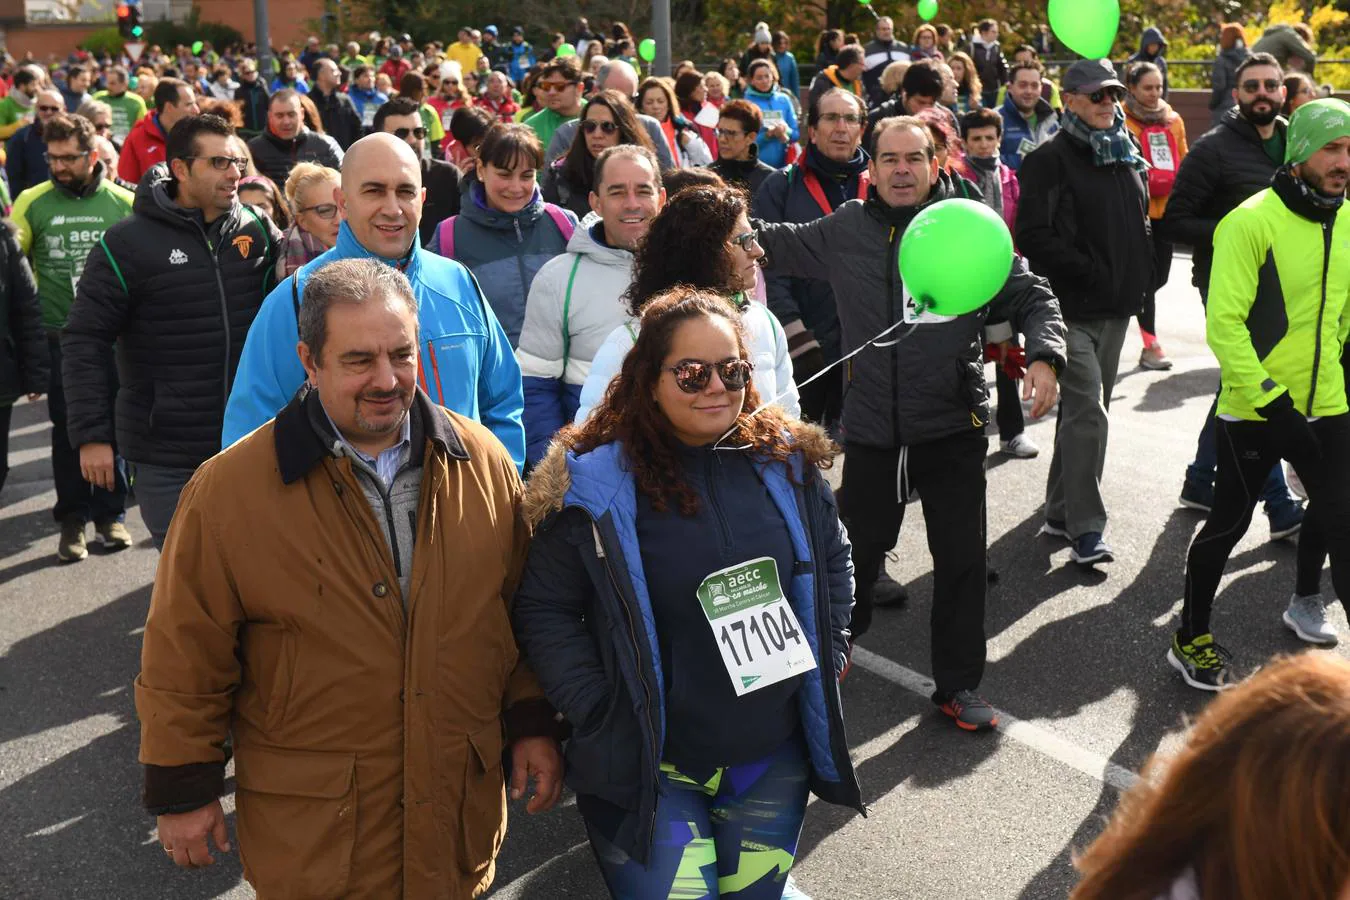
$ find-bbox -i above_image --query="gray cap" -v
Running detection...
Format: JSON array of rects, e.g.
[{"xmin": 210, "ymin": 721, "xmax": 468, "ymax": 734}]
[{"xmin": 1061, "ymin": 58, "xmax": 1124, "ymax": 94}]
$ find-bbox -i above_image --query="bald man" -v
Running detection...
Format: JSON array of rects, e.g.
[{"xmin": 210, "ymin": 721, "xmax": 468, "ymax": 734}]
[
  {"xmin": 6, "ymin": 88, "xmax": 65, "ymax": 194},
  {"xmin": 223, "ymin": 133, "xmax": 526, "ymax": 469}
]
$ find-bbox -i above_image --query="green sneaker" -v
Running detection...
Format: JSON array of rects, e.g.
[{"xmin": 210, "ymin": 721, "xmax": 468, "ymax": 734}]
[{"xmin": 1167, "ymin": 632, "xmax": 1233, "ymax": 692}]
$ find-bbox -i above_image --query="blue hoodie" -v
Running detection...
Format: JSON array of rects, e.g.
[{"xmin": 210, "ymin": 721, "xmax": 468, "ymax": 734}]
[
  {"xmin": 743, "ymin": 86, "xmax": 799, "ymax": 169},
  {"xmin": 221, "ymin": 221, "xmax": 526, "ymax": 470},
  {"xmin": 348, "ymin": 85, "xmax": 390, "ymax": 127}
]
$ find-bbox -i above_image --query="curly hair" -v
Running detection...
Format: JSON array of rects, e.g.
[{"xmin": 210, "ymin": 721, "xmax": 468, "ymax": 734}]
[
  {"xmin": 560, "ymin": 288, "xmax": 801, "ymax": 514},
  {"xmin": 623, "ymin": 185, "xmax": 746, "ymax": 317}
]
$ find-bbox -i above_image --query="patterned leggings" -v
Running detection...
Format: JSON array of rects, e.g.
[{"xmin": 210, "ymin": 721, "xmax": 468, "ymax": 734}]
[{"xmin": 583, "ymin": 739, "xmax": 810, "ymax": 899}]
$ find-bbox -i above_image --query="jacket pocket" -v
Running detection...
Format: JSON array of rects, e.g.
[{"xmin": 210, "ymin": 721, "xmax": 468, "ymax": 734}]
[
  {"xmin": 458, "ymin": 722, "xmax": 507, "ymax": 875},
  {"xmin": 238, "ymin": 623, "xmax": 296, "ymax": 733},
  {"xmin": 234, "ymin": 744, "xmax": 357, "ymax": 899}
]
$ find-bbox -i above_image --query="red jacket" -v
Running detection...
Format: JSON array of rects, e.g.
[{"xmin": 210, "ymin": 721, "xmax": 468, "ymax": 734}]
[
  {"xmin": 119, "ymin": 113, "xmax": 168, "ymax": 185},
  {"xmin": 378, "ymin": 58, "xmax": 411, "ymax": 85}
]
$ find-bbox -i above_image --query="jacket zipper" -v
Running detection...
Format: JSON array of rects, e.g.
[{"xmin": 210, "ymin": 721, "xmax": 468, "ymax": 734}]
[
  {"xmin": 1308, "ymin": 220, "xmax": 1332, "ymax": 416},
  {"xmin": 705, "ymin": 452, "xmax": 732, "ymax": 548},
  {"xmin": 513, "ymin": 218, "xmax": 529, "ymax": 305},
  {"xmin": 886, "ymin": 224, "xmax": 902, "ymax": 446},
  {"xmin": 197, "ymin": 222, "xmax": 234, "ymax": 410}
]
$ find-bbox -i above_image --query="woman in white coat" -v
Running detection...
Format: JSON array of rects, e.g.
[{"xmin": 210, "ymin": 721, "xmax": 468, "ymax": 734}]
[{"xmin": 576, "ymin": 183, "xmax": 799, "ymax": 425}]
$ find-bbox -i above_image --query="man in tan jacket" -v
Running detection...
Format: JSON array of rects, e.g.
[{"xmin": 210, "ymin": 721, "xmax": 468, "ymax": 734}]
[{"xmin": 136, "ymin": 258, "xmax": 563, "ymax": 898}]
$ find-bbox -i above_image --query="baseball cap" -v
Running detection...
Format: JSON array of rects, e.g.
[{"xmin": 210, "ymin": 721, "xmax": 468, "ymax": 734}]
[
  {"xmin": 1061, "ymin": 58, "xmax": 1124, "ymax": 95},
  {"xmin": 484, "ymin": 25, "xmax": 498, "ymax": 36}
]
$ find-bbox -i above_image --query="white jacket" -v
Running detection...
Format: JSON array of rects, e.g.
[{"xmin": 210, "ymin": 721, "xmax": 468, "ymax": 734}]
[{"xmin": 574, "ymin": 292, "xmax": 801, "ymax": 424}]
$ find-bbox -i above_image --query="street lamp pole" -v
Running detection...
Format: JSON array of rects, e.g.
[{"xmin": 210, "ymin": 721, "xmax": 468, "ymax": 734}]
[
  {"xmin": 652, "ymin": 0, "xmax": 671, "ymax": 76},
  {"xmin": 254, "ymin": 0, "xmax": 272, "ymax": 78}
]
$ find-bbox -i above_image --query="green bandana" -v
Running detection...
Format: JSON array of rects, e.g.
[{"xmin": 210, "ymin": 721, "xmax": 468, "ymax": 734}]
[{"xmin": 1285, "ymin": 97, "xmax": 1350, "ymax": 166}]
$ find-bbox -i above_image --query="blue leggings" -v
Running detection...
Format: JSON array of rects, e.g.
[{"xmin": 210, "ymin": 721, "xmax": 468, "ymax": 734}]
[{"xmin": 583, "ymin": 739, "xmax": 810, "ymax": 899}]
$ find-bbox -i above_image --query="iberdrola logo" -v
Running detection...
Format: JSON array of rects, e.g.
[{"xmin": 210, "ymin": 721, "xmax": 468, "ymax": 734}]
[{"xmin": 232, "ymin": 235, "xmax": 253, "ymax": 258}]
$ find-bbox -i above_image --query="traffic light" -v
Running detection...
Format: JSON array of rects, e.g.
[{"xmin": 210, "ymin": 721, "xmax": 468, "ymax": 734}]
[
  {"xmin": 116, "ymin": 2, "xmax": 143, "ymax": 40},
  {"xmin": 129, "ymin": 2, "xmax": 143, "ymax": 38}
]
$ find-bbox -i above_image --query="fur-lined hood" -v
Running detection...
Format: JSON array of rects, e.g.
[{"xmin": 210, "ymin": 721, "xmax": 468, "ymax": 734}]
[{"xmin": 522, "ymin": 421, "xmax": 838, "ymax": 530}]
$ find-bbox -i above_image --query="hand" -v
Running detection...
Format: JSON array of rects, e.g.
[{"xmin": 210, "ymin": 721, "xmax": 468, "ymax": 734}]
[
  {"xmin": 79, "ymin": 442, "xmax": 116, "ymax": 491},
  {"xmin": 1023, "ymin": 360, "xmax": 1058, "ymax": 419},
  {"xmin": 158, "ymin": 800, "xmax": 230, "ymax": 868},
  {"xmin": 509, "ymin": 735, "xmax": 564, "ymax": 814},
  {"xmin": 1259, "ymin": 392, "xmax": 1321, "ymax": 464},
  {"xmin": 792, "ymin": 346, "xmax": 827, "ymax": 386},
  {"xmin": 26, "ymin": 392, "xmax": 42, "ymax": 402}
]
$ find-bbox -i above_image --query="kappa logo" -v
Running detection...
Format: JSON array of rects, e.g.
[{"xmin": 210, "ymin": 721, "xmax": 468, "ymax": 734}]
[
  {"xmin": 231, "ymin": 235, "xmax": 253, "ymax": 258},
  {"xmin": 168, "ymin": 248, "xmax": 189, "ymax": 265}
]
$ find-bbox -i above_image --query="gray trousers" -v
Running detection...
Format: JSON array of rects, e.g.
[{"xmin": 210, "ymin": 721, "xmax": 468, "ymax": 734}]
[
  {"xmin": 131, "ymin": 462, "xmax": 196, "ymax": 550},
  {"xmin": 1046, "ymin": 317, "xmax": 1130, "ymax": 538}
]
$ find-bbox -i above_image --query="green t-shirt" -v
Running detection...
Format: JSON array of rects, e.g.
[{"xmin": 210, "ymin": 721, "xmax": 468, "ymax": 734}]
[
  {"xmin": 523, "ymin": 105, "xmax": 583, "ymax": 150},
  {"xmin": 12, "ymin": 175, "xmax": 135, "ymax": 329},
  {"xmin": 1263, "ymin": 131, "xmax": 1286, "ymax": 165},
  {"xmin": 0, "ymin": 93, "xmax": 35, "ymax": 138},
  {"xmin": 92, "ymin": 90, "xmax": 148, "ymax": 142}
]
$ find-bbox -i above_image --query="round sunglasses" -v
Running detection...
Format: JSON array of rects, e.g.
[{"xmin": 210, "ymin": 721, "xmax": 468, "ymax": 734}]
[{"xmin": 665, "ymin": 359, "xmax": 753, "ymax": 394}]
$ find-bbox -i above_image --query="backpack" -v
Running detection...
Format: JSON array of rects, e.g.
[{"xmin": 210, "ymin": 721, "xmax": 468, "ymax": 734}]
[
  {"xmin": 433, "ymin": 203, "xmax": 575, "ymax": 258},
  {"xmin": 1137, "ymin": 121, "xmax": 1179, "ymax": 200}
]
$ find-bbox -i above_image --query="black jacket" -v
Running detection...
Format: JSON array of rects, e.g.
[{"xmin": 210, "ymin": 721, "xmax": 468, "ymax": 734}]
[
  {"xmin": 0, "ymin": 223, "xmax": 46, "ymax": 405},
  {"xmin": 310, "ymin": 86, "xmax": 362, "ymax": 150},
  {"xmin": 538, "ymin": 161, "xmax": 593, "ymax": 221},
  {"xmin": 1161, "ymin": 108, "xmax": 1286, "ymax": 296},
  {"xmin": 234, "ymin": 79, "xmax": 270, "ymax": 134},
  {"xmin": 246, "ymin": 128, "xmax": 343, "ymax": 188},
  {"xmin": 756, "ymin": 172, "xmax": 1068, "ymax": 450},
  {"xmin": 709, "ymin": 144, "xmax": 776, "ymax": 196},
  {"xmin": 418, "ymin": 157, "xmax": 463, "ymax": 247},
  {"xmin": 60, "ymin": 164, "xmax": 283, "ymax": 468},
  {"xmin": 6, "ymin": 123, "xmax": 48, "ymax": 196},
  {"xmin": 1016, "ymin": 130, "xmax": 1153, "ymax": 320}
]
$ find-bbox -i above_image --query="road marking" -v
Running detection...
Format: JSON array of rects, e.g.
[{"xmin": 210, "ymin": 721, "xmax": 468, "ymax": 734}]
[{"xmin": 850, "ymin": 646, "xmax": 1139, "ymax": 793}]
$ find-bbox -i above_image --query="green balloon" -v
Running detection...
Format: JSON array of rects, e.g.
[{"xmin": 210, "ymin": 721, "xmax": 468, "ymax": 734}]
[
  {"xmin": 858, "ymin": 0, "xmax": 871, "ymax": 5},
  {"xmin": 192, "ymin": 40, "xmax": 204, "ymax": 55},
  {"xmin": 1048, "ymin": 0, "xmax": 1120, "ymax": 59},
  {"xmin": 898, "ymin": 199, "xmax": 1013, "ymax": 316},
  {"xmin": 556, "ymin": 43, "xmax": 577, "ymax": 58},
  {"xmin": 917, "ymin": 0, "xmax": 938, "ymax": 21},
  {"xmin": 639, "ymin": 38, "xmax": 656, "ymax": 62}
]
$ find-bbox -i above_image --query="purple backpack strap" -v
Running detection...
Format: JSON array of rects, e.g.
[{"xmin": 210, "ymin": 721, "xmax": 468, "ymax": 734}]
[
  {"xmin": 543, "ymin": 204, "xmax": 575, "ymax": 242},
  {"xmin": 436, "ymin": 215, "xmax": 457, "ymax": 257}
]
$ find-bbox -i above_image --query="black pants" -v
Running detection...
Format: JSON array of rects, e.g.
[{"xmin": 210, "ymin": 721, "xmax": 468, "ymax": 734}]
[
  {"xmin": 0, "ymin": 401, "xmax": 11, "ymax": 496},
  {"xmin": 797, "ymin": 364, "xmax": 843, "ymax": 432},
  {"xmin": 1140, "ymin": 229, "xmax": 1173, "ymax": 337},
  {"xmin": 994, "ymin": 366, "xmax": 1024, "ymax": 442},
  {"xmin": 839, "ymin": 432, "xmax": 988, "ymax": 695},
  {"xmin": 1181, "ymin": 414, "xmax": 1350, "ymax": 638},
  {"xmin": 47, "ymin": 333, "xmax": 126, "ymax": 524}
]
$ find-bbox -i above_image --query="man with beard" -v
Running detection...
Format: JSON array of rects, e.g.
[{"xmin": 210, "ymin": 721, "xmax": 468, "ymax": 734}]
[
  {"xmin": 1163, "ymin": 52, "xmax": 1305, "ymax": 537},
  {"xmin": 1167, "ymin": 99, "xmax": 1350, "ymax": 690},
  {"xmin": 11, "ymin": 113, "xmax": 135, "ymax": 560}
]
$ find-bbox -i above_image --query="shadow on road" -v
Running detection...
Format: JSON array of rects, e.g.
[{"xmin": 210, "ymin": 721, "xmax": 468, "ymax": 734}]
[{"xmin": 1133, "ymin": 367, "xmax": 1219, "ymax": 413}]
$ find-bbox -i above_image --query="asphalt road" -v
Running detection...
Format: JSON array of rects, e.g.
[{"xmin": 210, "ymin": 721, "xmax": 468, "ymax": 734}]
[{"xmin": 2, "ymin": 266, "xmax": 1346, "ymax": 900}]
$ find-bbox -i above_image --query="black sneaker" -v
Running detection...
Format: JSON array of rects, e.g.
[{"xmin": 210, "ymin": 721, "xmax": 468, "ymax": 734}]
[
  {"xmin": 874, "ymin": 562, "xmax": 909, "ymax": 608},
  {"xmin": 935, "ymin": 689, "xmax": 999, "ymax": 731},
  {"xmin": 1167, "ymin": 632, "xmax": 1233, "ymax": 692}
]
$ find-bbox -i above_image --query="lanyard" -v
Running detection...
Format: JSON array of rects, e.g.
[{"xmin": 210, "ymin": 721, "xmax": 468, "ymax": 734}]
[{"xmin": 801, "ymin": 167, "xmax": 870, "ymax": 218}]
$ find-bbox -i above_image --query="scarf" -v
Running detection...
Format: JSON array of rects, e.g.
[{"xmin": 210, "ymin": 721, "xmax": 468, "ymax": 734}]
[
  {"xmin": 1272, "ymin": 164, "xmax": 1343, "ymax": 223},
  {"xmin": 1061, "ymin": 107, "xmax": 1148, "ymax": 173},
  {"xmin": 1123, "ymin": 94, "xmax": 1173, "ymax": 127},
  {"xmin": 964, "ymin": 155, "xmax": 1003, "ymax": 217}
]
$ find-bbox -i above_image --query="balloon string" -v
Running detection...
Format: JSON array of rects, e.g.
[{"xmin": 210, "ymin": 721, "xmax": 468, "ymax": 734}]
[{"xmin": 713, "ymin": 319, "xmax": 921, "ymax": 452}]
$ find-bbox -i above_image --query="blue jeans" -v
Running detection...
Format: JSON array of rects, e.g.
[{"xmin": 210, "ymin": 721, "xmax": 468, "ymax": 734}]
[{"xmin": 1186, "ymin": 392, "xmax": 1293, "ymax": 511}]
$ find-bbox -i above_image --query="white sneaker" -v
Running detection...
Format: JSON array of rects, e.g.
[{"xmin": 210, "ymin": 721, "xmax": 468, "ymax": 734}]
[
  {"xmin": 1283, "ymin": 594, "xmax": 1339, "ymax": 645},
  {"xmin": 1000, "ymin": 433, "xmax": 1040, "ymax": 458}
]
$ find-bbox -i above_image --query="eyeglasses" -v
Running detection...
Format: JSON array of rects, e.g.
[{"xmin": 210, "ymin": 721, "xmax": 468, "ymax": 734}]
[
  {"xmin": 1241, "ymin": 79, "xmax": 1282, "ymax": 93},
  {"xmin": 582, "ymin": 119, "xmax": 618, "ymax": 134},
  {"xmin": 818, "ymin": 112, "xmax": 863, "ymax": 126},
  {"xmin": 538, "ymin": 81, "xmax": 579, "ymax": 93},
  {"xmin": 665, "ymin": 358, "xmax": 753, "ymax": 394},
  {"xmin": 297, "ymin": 202, "xmax": 339, "ymax": 220},
  {"xmin": 715, "ymin": 127, "xmax": 746, "ymax": 138},
  {"xmin": 184, "ymin": 155, "xmax": 250, "ymax": 172},
  {"xmin": 391, "ymin": 126, "xmax": 427, "ymax": 140},
  {"xmin": 44, "ymin": 151, "xmax": 90, "ymax": 166},
  {"xmin": 443, "ymin": 78, "xmax": 459, "ymax": 85},
  {"xmin": 728, "ymin": 230, "xmax": 760, "ymax": 251},
  {"xmin": 36, "ymin": 105, "xmax": 62, "ymax": 113},
  {"xmin": 1086, "ymin": 88, "xmax": 1124, "ymax": 104},
  {"xmin": 93, "ymin": 122, "xmax": 111, "ymax": 132}
]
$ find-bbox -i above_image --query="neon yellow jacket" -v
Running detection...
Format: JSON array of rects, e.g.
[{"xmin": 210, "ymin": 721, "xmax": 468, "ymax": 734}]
[{"xmin": 1208, "ymin": 186, "xmax": 1350, "ymax": 421}]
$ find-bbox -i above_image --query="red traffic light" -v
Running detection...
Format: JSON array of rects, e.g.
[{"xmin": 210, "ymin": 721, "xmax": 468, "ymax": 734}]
[{"xmin": 116, "ymin": 4, "xmax": 130, "ymax": 17}]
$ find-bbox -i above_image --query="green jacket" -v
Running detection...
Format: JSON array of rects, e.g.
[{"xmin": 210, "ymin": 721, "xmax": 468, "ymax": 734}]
[
  {"xmin": 0, "ymin": 93, "xmax": 34, "ymax": 140},
  {"xmin": 92, "ymin": 89, "xmax": 147, "ymax": 142},
  {"xmin": 12, "ymin": 162, "xmax": 135, "ymax": 329},
  {"xmin": 1208, "ymin": 182, "xmax": 1350, "ymax": 421}
]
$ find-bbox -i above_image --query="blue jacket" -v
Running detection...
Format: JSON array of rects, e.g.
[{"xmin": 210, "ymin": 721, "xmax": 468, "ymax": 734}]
[
  {"xmin": 999, "ymin": 94, "xmax": 1060, "ymax": 172},
  {"xmin": 221, "ymin": 221, "xmax": 526, "ymax": 470},
  {"xmin": 508, "ymin": 42, "xmax": 536, "ymax": 84},
  {"xmin": 775, "ymin": 50, "xmax": 801, "ymax": 98},
  {"xmin": 348, "ymin": 86, "xmax": 389, "ymax": 125},
  {"xmin": 512, "ymin": 434, "xmax": 863, "ymax": 864},
  {"xmin": 5, "ymin": 124, "xmax": 48, "ymax": 197},
  {"xmin": 428, "ymin": 181, "xmax": 577, "ymax": 348},
  {"xmin": 744, "ymin": 86, "xmax": 800, "ymax": 169}
]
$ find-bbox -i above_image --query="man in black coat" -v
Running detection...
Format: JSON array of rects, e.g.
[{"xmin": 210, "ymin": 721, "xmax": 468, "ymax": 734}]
[
  {"xmin": 61, "ymin": 115, "xmax": 283, "ymax": 549},
  {"xmin": 310, "ymin": 59, "xmax": 362, "ymax": 151},
  {"xmin": 5, "ymin": 88, "xmax": 63, "ymax": 195},
  {"xmin": 246, "ymin": 90, "xmax": 344, "ymax": 188},
  {"xmin": 0, "ymin": 222, "xmax": 46, "ymax": 497},
  {"xmin": 233, "ymin": 59, "xmax": 269, "ymax": 134},
  {"xmin": 1159, "ymin": 51, "xmax": 1303, "ymax": 528},
  {"xmin": 1016, "ymin": 59, "xmax": 1152, "ymax": 567},
  {"xmin": 375, "ymin": 97, "xmax": 462, "ymax": 246}
]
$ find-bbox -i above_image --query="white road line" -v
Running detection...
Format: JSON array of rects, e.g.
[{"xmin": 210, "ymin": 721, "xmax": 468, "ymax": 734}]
[{"xmin": 849, "ymin": 646, "xmax": 1139, "ymax": 793}]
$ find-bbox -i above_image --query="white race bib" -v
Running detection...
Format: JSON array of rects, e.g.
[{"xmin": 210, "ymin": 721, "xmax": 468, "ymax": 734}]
[
  {"xmin": 361, "ymin": 104, "xmax": 376, "ymax": 128},
  {"xmin": 901, "ymin": 284, "xmax": 956, "ymax": 325},
  {"xmin": 696, "ymin": 557, "xmax": 817, "ymax": 696},
  {"xmin": 1147, "ymin": 131, "xmax": 1174, "ymax": 171}
]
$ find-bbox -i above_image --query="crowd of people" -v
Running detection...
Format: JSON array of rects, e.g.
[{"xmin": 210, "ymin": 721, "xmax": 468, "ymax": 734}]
[{"xmin": 0, "ymin": 12, "xmax": 1349, "ymax": 900}]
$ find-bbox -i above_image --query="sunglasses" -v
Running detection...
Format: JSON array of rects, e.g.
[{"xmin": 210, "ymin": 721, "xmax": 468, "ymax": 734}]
[
  {"xmin": 582, "ymin": 119, "xmax": 618, "ymax": 134},
  {"xmin": 1087, "ymin": 88, "xmax": 1124, "ymax": 104},
  {"xmin": 298, "ymin": 202, "xmax": 339, "ymax": 220},
  {"xmin": 391, "ymin": 126, "xmax": 428, "ymax": 140},
  {"xmin": 728, "ymin": 230, "xmax": 760, "ymax": 251},
  {"xmin": 185, "ymin": 155, "xmax": 250, "ymax": 172},
  {"xmin": 37, "ymin": 104, "xmax": 62, "ymax": 113},
  {"xmin": 538, "ymin": 81, "xmax": 579, "ymax": 93},
  {"xmin": 665, "ymin": 359, "xmax": 753, "ymax": 394},
  {"xmin": 1241, "ymin": 79, "xmax": 1282, "ymax": 94}
]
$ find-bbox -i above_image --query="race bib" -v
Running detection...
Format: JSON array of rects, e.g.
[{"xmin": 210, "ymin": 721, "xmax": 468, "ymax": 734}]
[
  {"xmin": 901, "ymin": 284, "xmax": 956, "ymax": 324},
  {"xmin": 762, "ymin": 109, "xmax": 784, "ymax": 122},
  {"xmin": 361, "ymin": 104, "xmax": 376, "ymax": 128},
  {"xmin": 1017, "ymin": 137, "xmax": 1038, "ymax": 158},
  {"xmin": 1147, "ymin": 131, "xmax": 1174, "ymax": 171},
  {"xmin": 696, "ymin": 557, "xmax": 817, "ymax": 696}
]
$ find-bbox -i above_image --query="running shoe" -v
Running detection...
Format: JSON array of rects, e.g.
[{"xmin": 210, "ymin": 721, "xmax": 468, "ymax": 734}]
[{"xmin": 1167, "ymin": 632, "xmax": 1233, "ymax": 691}]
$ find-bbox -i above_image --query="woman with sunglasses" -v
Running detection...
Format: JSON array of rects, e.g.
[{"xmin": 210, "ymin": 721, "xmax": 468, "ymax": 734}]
[
  {"xmin": 425, "ymin": 61, "xmax": 468, "ymax": 136},
  {"xmin": 429, "ymin": 123, "xmax": 577, "ymax": 348},
  {"xmin": 542, "ymin": 90, "xmax": 655, "ymax": 219},
  {"xmin": 638, "ymin": 77, "xmax": 713, "ymax": 168},
  {"xmin": 576, "ymin": 184, "xmax": 799, "ymax": 424},
  {"xmin": 514, "ymin": 286, "xmax": 861, "ymax": 900},
  {"xmin": 275, "ymin": 163, "xmax": 341, "ymax": 279}
]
